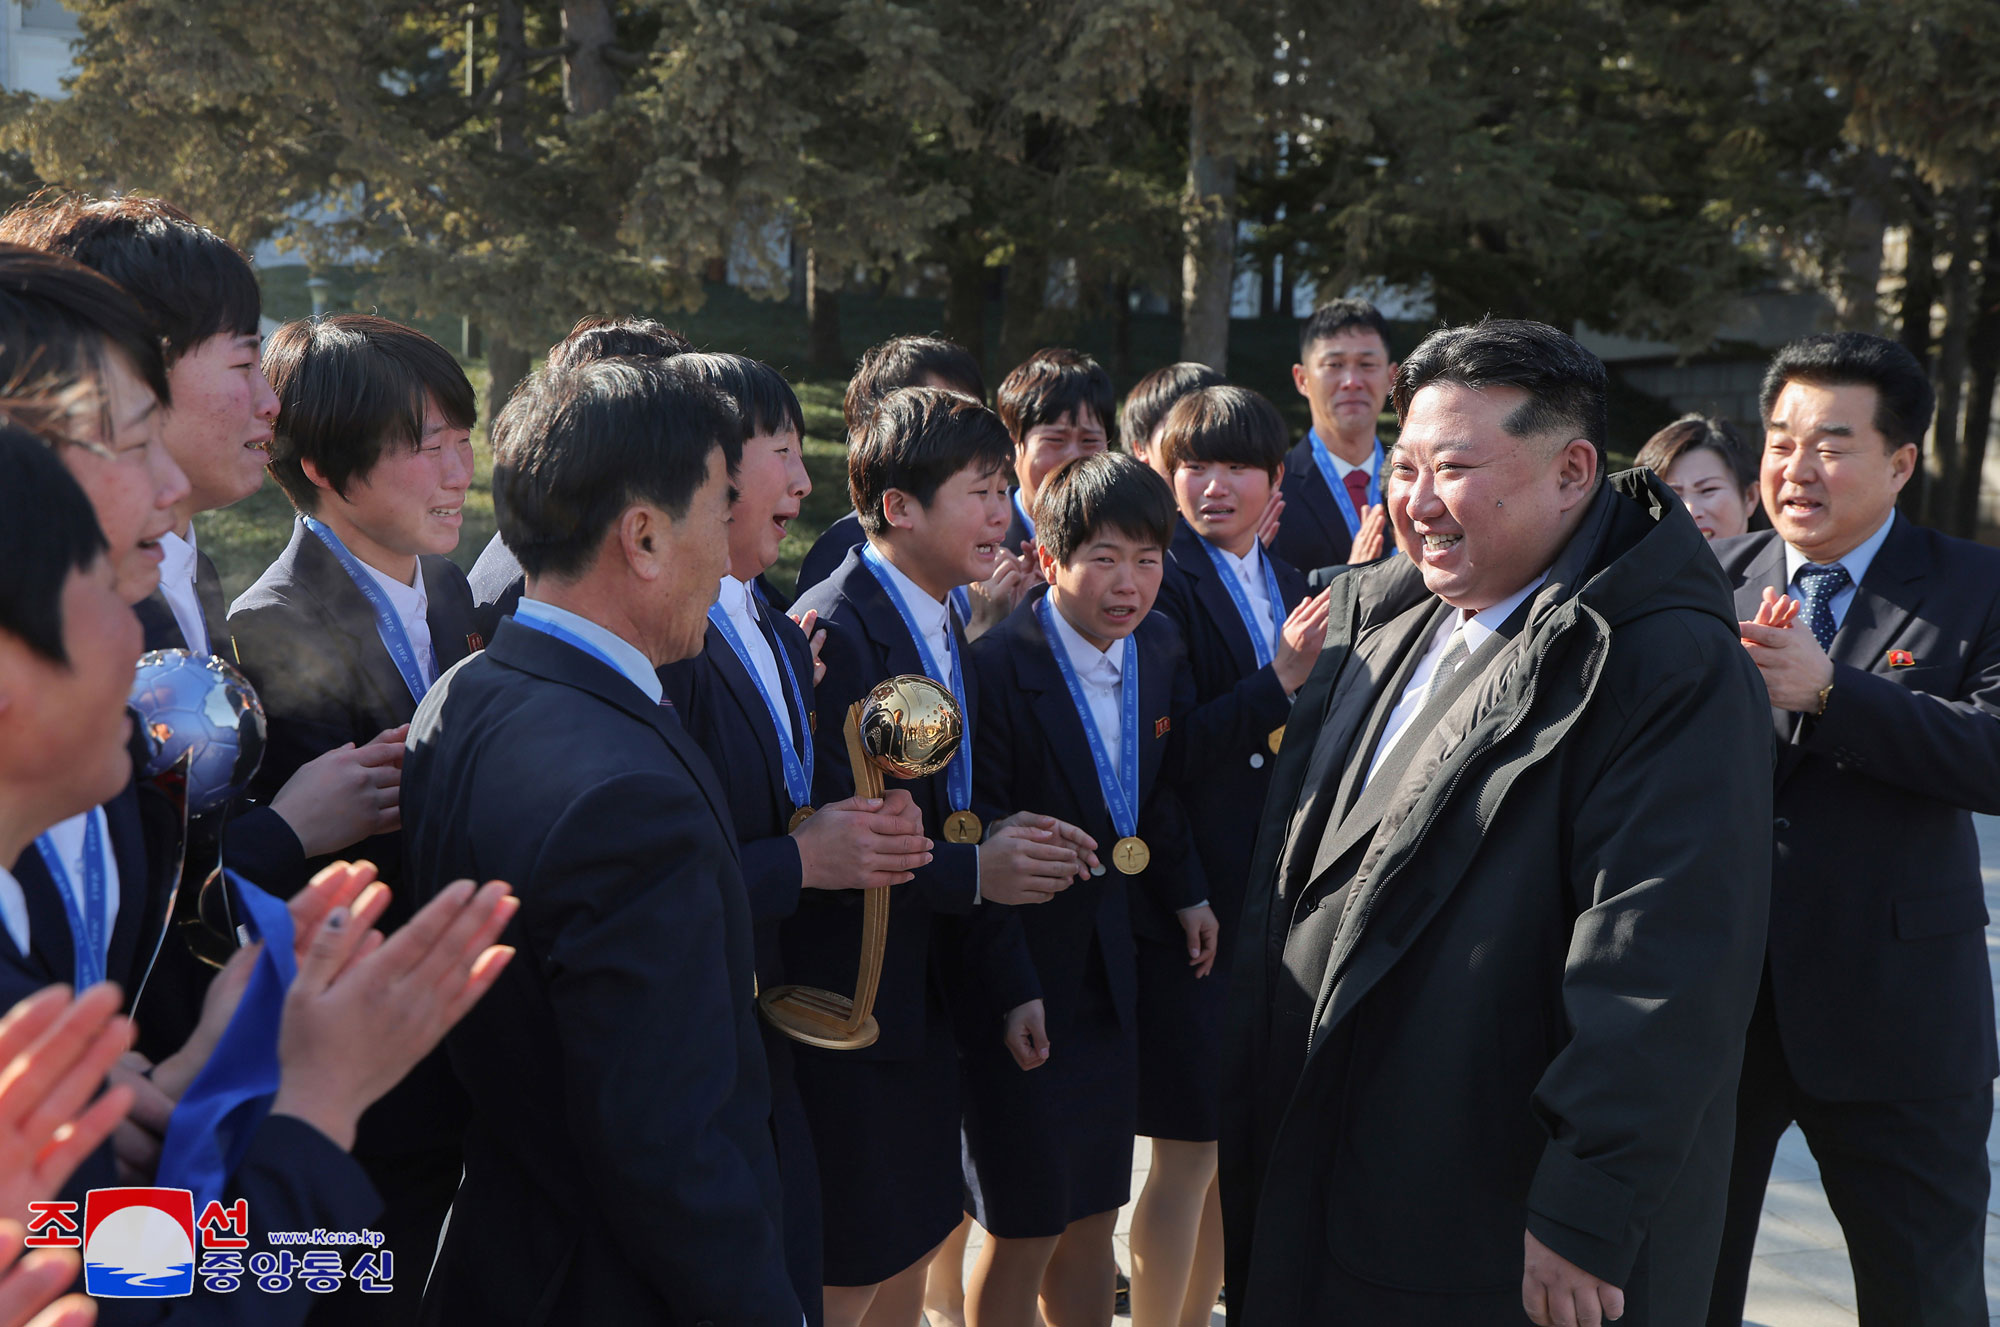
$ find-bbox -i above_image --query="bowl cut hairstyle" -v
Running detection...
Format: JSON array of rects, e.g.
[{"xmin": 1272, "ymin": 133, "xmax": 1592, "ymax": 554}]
[
  {"xmin": 0, "ymin": 244, "xmax": 173, "ymax": 445},
  {"xmin": 1119, "ymin": 361, "xmax": 1225, "ymax": 451},
  {"xmin": 670, "ymin": 352, "xmax": 805, "ymax": 441},
  {"xmin": 1034, "ymin": 451, "xmax": 1177, "ymax": 567},
  {"xmin": 848, "ymin": 387, "xmax": 1013, "ymax": 537},
  {"xmin": 996, "ymin": 347, "xmax": 1115, "ymax": 445},
  {"xmin": 1759, "ymin": 332, "xmax": 1935, "ymax": 453},
  {"xmin": 1154, "ymin": 385, "xmax": 1289, "ymax": 478},
  {"xmin": 263, "ymin": 315, "xmax": 477, "ymax": 514},
  {"xmin": 1635, "ymin": 414, "xmax": 1758, "ymax": 490},
  {"xmin": 0, "ymin": 425, "xmax": 107, "ymax": 666},
  {"xmin": 844, "ymin": 335, "xmax": 987, "ymax": 437},
  {"xmin": 492, "ymin": 357, "xmax": 746, "ymax": 581},
  {"xmin": 0, "ymin": 193, "xmax": 259, "ymax": 365},
  {"xmin": 546, "ymin": 315, "xmax": 693, "ymax": 372},
  {"xmin": 1298, "ymin": 297, "xmax": 1393, "ymax": 359},
  {"xmin": 1391, "ymin": 318, "xmax": 1609, "ymax": 477}
]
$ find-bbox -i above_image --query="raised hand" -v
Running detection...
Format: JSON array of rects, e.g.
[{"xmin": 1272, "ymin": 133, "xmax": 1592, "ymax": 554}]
[
  {"xmin": 0, "ymin": 984, "xmax": 134, "ymax": 1221},
  {"xmin": 1273, "ymin": 588, "xmax": 1334, "ymax": 695},
  {"xmin": 0, "ymin": 1221, "xmax": 96, "ymax": 1327},
  {"xmin": 1348, "ymin": 504, "xmax": 1388, "ymax": 564},
  {"xmin": 1256, "ymin": 488, "xmax": 1286, "ymax": 550},
  {"xmin": 964, "ymin": 549, "xmax": 1032, "ymax": 641},
  {"xmin": 790, "ymin": 609, "xmax": 829, "ymax": 686}
]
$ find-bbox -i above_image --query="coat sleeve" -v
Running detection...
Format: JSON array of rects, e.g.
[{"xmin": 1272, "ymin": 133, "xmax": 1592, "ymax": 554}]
[{"xmin": 1526, "ymin": 613, "xmax": 1771, "ymax": 1286}]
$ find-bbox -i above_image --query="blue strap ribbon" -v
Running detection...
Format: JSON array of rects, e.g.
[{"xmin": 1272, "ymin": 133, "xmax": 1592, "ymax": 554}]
[
  {"xmin": 859, "ymin": 544, "xmax": 974, "ymax": 814},
  {"xmin": 1199, "ymin": 539, "xmax": 1284, "ymax": 668},
  {"xmin": 301, "ymin": 517, "xmax": 430, "ymax": 703},
  {"xmin": 33, "ymin": 808, "xmax": 108, "ymax": 989},
  {"xmin": 1305, "ymin": 431, "xmax": 1383, "ymax": 541},
  {"xmin": 156, "ymin": 872, "xmax": 296, "ymax": 1212},
  {"xmin": 1035, "ymin": 595, "xmax": 1140, "ymax": 840},
  {"xmin": 707, "ymin": 600, "xmax": 814, "ymax": 808}
]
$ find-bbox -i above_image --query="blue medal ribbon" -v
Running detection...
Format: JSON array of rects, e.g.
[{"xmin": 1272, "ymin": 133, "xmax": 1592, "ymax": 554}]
[
  {"xmin": 859, "ymin": 544, "xmax": 974, "ymax": 815},
  {"xmin": 1305, "ymin": 431, "xmax": 1384, "ymax": 540},
  {"xmin": 707, "ymin": 599, "xmax": 814, "ymax": 809},
  {"xmin": 1035, "ymin": 595, "xmax": 1140, "ymax": 841},
  {"xmin": 301, "ymin": 517, "xmax": 430, "ymax": 703},
  {"xmin": 949, "ymin": 585, "xmax": 973, "ymax": 626},
  {"xmin": 1199, "ymin": 539, "xmax": 1285, "ymax": 668},
  {"xmin": 33, "ymin": 808, "xmax": 108, "ymax": 988}
]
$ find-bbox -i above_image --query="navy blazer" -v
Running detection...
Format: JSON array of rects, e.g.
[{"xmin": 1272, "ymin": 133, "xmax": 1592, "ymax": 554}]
[
  {"xmin": 795, "ymin": 512, "xmax": 865, "ymax": 598},
  {"xmin": 1271, "ymin": 434, "xmax": 1368, "ymax": 577},
  {"xmin": 402, "ymin": 620, "xmax": 797, "ymax": 1326},
  {"xmin": 789, "ymin": 545, "xmax": 984, "ymax": 1062},
  {"xmin": 962, "ymin": 589, "xmax": 1206, "ymax": 1025},
  {"xmin": 1715, "ymin": 520, "xmax": 2000, "ymax": 1102},
  {"xmin": 1153, "ymin": 522, "xmax": 1307, "ymax": 934}
]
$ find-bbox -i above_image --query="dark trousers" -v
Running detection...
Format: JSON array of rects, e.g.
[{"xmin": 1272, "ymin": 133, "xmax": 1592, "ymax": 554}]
[{"xmin": 1709, "ymin": 986, "xmax": 1992, "ymax": 1326}]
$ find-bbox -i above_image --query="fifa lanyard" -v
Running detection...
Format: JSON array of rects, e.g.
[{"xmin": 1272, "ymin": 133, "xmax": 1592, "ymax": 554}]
[
  {"xmin": 1035, "ymin": 596, "xmax": 1140, "ymax": 843},
  {"xmin": 34, "ymin": 808, "xmax": 109, "ymax": 987},
  {"xmin": 301, "ymin": 517, "xmax": 430, "ymax": 703},
  {"xmin": 707, "ymin": 598, "xmax": 814, "ymax": 810},
  {"xmin": 1306, "ymin": 431, "xmax": 1384, "ymax": 539},
  {"xmin": 1200, "ymin": 539, "xmax": 1284, "ymax": 668},
  {"xmin": 859, "ymin": 545, "xmax": 973, "ymax": 814}
]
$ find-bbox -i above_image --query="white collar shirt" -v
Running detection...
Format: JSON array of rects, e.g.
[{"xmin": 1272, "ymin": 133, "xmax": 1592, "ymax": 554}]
[
  {"xmin": 358, "ymin": 558, "xmax": 436, "ymax": 686},
  {"xmin": 871, "ymin": 547, "xmax": 959, "ymax": 692},
  {"xmin": 1046, "ymin": 596, "xmax": 1128, "ymax": 771},
  {"xmin": 514, "ymin": 597, "xmax": 663, "ymax": 704},
  {"xmin": 1783, "ymin": 509, "xmax": 1896, "ymax": 633},
  {"xmin": 157, "ymin": 529, "xmax": 209, "ymax": 656},
  {"xmin": 717, "ymin": 575, "xmax": 787, "ymax": 714},
  {"xmin": 1216, "ymin": 540, "xmax": 1277, "ymax": 646}
]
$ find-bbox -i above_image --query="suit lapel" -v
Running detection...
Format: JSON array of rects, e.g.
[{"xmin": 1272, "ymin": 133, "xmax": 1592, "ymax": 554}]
[
  {"xmin": 193, "ymin": 548, "xmax": 228, "ymax": 649},
  {"xmin": 422, "ymin": 556, "xmax": 476, "ymax": 672},
  {"xmin": 12, "ymin": 848, "xmax": 72, "ymax": 984},
  {"xmin": 1830, "ymin": 516, "xmax": 1929, "ymax": 675},
  {"xmin": 135, "ymin": 594, "xmax": 187, "ymax": 654},
  {"xmin": 707, "ymin": 619, "xmax": 792, "ymax": 810},
  {"xmin": 1175, "ymin": 524, "xmax": 1263, "ymax": 676},
  {"xmin": 101, "ymin": 789, "xmax": 149, "ymax": 988},
  {"xmin": 289, "ymin": 524, "xmax": 423, "ymax": 723},
  {"xmin": 1288, "ymin": 439, "xmax": 1351, "ymax": 550},
  {"xmin": 1328, "ymin": 599, "xmax": 1449, "ymax": 828},
  {"xmin": 1014, "ymin": 602, "xmax": 1112, "ymax": 823}
]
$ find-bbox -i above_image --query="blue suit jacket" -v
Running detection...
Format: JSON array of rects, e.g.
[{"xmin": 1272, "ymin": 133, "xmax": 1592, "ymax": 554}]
[
  {"xmin": 1271, "ymin": 434, "xmax": 1367, "ymax": 577},
  {"xmin": 402, "ymin": 620, "xmax": 797, "ymax": 1325}
]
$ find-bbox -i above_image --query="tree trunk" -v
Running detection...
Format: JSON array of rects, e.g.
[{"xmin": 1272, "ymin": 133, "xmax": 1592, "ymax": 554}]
[
  {"xmin": 560, "ymin": 0, "xmax": 619, "ymax": 118},
  {"xmin": 1180, "ymin": 84, "xmax": 1237, "ymax": 371},
  {"xmin": 806, "ymin": 247, "xmax": 844, "ymax": 375},
  {"xmin": 999, "ymin": 247, "xmax": 1050, "ymax": 371},
  {"xmin": 943, "ymin": 244, "xmax": 987, "ymax": 372},
  {"xmin": 1951, "ymin": 196, "xmax": 2000, "ymax": 538},
  {"xmin": 1926, "ymin": 187, "xmax": 1978, "ymax": 529},
  {"xmin": 486, "ymin": 337, "xmax": 531, "ymax": 435},
  {"xmin": 1111, "ymin": 274, "xmax": 1134, "ymax": 385},
  {"xmin": 1897, "ymin": 193, "xmax": 1938, "ymax": 519},
  {"xmin": 1835, "ymin": 152, "xmax": 1891, "ymax": 332},
  {"xmin": 789, "ymin": 232, "xmax": 808, "ymax": 307}
]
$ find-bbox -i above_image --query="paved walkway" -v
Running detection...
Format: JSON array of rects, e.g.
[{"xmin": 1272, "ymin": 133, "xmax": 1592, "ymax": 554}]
[{"xmin": 955, "ymin": 816, "xmax": 2000, "ymax": 1323}]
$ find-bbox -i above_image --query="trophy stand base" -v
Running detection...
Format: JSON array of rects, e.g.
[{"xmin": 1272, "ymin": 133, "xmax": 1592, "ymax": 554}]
[{"xmin": 759, "ymin": 985, "xmax": 882, "ymax": 1050}]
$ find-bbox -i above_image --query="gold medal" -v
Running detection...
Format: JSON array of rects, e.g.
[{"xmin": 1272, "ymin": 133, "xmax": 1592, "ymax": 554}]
[
  {"xmin": 1268, "ymin": 726, "xmax": 1286, "ymax": 754},
  {"xmin": 943, "ymin": 810, "xmax": 984, "ymax": 844},
  {"xmin": 788, "ymin": 806, "xmax": 815, "ymax": 832},
  {"xmin": 1111, "ymin": 835, "xmax": 1151, "ymax": 875}
]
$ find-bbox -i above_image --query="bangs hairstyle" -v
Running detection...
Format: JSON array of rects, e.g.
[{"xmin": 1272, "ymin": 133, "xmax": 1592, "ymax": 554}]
[
  {"xmin": 1154, "ymin": 385, "xmax": 1288, "ymax": 477},
  {"xmin": 996, "ymin": 347, "xmax": 1114, "ymax": 444},
  {"xmin": 492, "ymin": 356, "xmax": 745, "ymax": 581},
  {"xmin": 546, "ymin": 315, "xmax": 693, "ymax": 371},
  {"xmin": 1635, "ymin": 414, "xmax": 1757, "ymax": 489},
  {"xmin": 263, "ymin": 315, "xmax": 477, "ymax": 514},
  {"xmin": 669, "ymin": 352, "xmax": 804, "ymax": 440},
  {"xmin": 0, "ymin": 193, "xmax": 259, "ymax": 364},
  {"xmin": 0, "ymin": 425, "xmax": 107, "ymax": 665},
  {"xmin": 1391, "ymin": 319, "xmax": 1608, "ymax": 475},
  {"xmin": 844, "ymin": 335, "xmax": 987, "ymax": 436},
  {"xmin": 849, "ymin": 387, "xmax": 1013, "ymax": 537},
  {"xmin": 0, "ymin": 244, "xmax": 172, "ymax": 447},
  {"xmin": 1298, "ymin": 297, "xmax": 1393, "ymax": 359},
  {"xmin": 1759, "ymin": 332, "xmax": 1935, "ymax": 453},
  {"xmin": 1120, "ymin": 362, "xmax": 1224, "ymax": 451},
  {"xmin": 1034, "ymin": 451, "xmax": 1176, "ymax": 566}
]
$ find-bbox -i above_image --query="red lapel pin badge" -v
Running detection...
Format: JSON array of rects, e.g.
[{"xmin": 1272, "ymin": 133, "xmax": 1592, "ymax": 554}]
[
  {"xmin": 1155, "ymin": 717, "xmax": 1171, "ymax": 738},
  {"xmin": 466, "ymin": 632, "xmax": 485, "ymax": 654},
  {"xmin": 1886, "ymin": 649, "xmax": 1915, "ymax": 668}
]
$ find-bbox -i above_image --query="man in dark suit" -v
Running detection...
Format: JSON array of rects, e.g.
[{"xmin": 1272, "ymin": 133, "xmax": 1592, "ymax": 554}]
[
  {"xmin": 403, "ymin": 355, "xmax": 801, "ymax": 1324},
  {"xmin": 1708, "ymin": 333, "xmax": 2000, "ymax": 1325},
  {"xmin": 1221, "ymin": 321, "xmax": 1770, "ymax": 1326},
  {"xmin": 1270, "ymin": 298, "xmax": 1396, "ymax": 577}
]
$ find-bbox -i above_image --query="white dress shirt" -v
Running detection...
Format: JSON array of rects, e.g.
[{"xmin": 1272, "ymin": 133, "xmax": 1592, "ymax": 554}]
[
  {"xmin": 1215, "ymin": 541, "xmax": 1277, "ymax": 646},
  {"xmin": 157, "ymin": 529, "xmax": 209, "ymax": 655},
  {"xmin": 1783, "ymin": 510, "xmax": 1896, "ymax": 633},
  {"xmin": 717, "ymin": 576, "xmax": 785, "ymax": 707},
  {"xmin": 1046, "ymin": 596, "xmax": 1127, "ymax": 770},
  {"xmin": 358, "ymin": 557, "xmax": 436, "ymax": 685},
  {"xmin": 2, "ymin": 808, "xmax": 121, "ymax": 966},
  {"xmin": 871, "ymin": 547, "xmax": 960, "ymax": 691},
  {"xmin": 0, "ymin": 865, "xmax": 24, "ymax": 959},
  {"xmin": 1365, "ymin": 572, "xmax": 1548, "ymax": 788},
  {"xmin": 514, "ymin": 597, "xmax": 663, "ymax": 703}
]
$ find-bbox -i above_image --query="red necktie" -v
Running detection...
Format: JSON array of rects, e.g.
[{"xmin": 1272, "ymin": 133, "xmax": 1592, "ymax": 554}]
[{"xmin": 1344, "ymin": 469, "xmax": 1372, "ymax": 522}]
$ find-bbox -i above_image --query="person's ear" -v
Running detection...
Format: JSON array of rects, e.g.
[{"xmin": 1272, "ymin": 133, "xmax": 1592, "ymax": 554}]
[
  {"xmin": 1035, "ymin": 542, "xmax": 1059, "ymax": 584},
  {"xmin": 1291, "ymin": 362, "xmax": 1310, "ymax": 398},
  {"xmin": 298, "ymin": 458, "xmax": 338, "ymax": 496},
  {"xmin": 618, "ymin": 504, "xmax": 665, "ymax": 580},
  {"xmin": 1554, "ymin": 438, "xmax": 1599, "ymax": 510},
  {"xmin": 1888, "ymin": 442, "xmax": 1919, "ymax": 492},
  {"xmin": 1273, "ymin": 460, "xmax": 1287, "ymax": 487},
  {"xmin": 881, "ymin": 488, "xmax": 917, "ymax": 533}
]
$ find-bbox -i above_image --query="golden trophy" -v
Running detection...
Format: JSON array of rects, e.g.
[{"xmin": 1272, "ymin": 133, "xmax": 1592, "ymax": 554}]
[{"xmin": 758, "ymin": 674, "xmax": 964, "ymax": 1050}]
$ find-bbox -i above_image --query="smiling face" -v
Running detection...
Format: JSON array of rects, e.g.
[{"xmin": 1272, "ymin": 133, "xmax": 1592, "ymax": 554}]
[
  {"xmin": 1662, "ymin": 446, "xmax": 1756, "ymax": 541},
  {"xmin": 1387, "ymin": 381, "xmax": 1599, "ymax": 612},
  {"xmin": 162, "ymin": 330, "xmax": 280, "ymax": 524},
  {"xmin": 1761, "ymin": 380, "xmax": 1913, "ymax": 562},
  {"xmin": 1014, "ymin": 406, "xmax": 1108, "ymax": 507},
  {"xmin": 1170, "ymin": 459, "xmax": 1275, "ymax": 557},
  {"xmin": 58, "ymin": 344, "xmax": 189, "ymax": 604},
  {"xmin": 304, "ymin": 396, "xmax": 474, "ymax": 580},
  {"xmin": 1038, "ymin": 525, "xmax": 1164, "ymax": 650},
  {"xmin": 1294, "ymin": 327, "xmax": 1395, "ymax": 458},
  {"xmin": 726, "ymin": 426, "xmax": 811, "ymax": 579},
  {"xmin": 881, "ymin": 461, "xmax": 1013, "ymax": 600}
]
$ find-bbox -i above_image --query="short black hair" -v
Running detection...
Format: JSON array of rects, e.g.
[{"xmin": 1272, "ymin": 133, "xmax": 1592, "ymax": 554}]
[
  {"xmin": 546, "ymin": 316, "xmax": 693, "ymax": 372},
  {"xmin": 1298, "ymin": 298, "xmax": 1393, "ymax": 359},
  {"xmin": 669, "ymin": 352, "xmax": 804, "ymax": 440},
  {"xmin": 492, "ymin": 356, "xmax": 745, "ymax": 580},
  {"xmin": 1635, "ymin": 414, "xmax": 1757, "ymax": 490},
  {"xmin": 1391, "ymin": 319, "xmax": 1608, "ymax": 475},
  {"xmin": 1119, "ymin": 362, "xmax": 1225, "ymax": 451},
  {"xmin": 845, "ymin": 335, "xmax": 986, "ymax": 437},
  {"xmin": 996, "ymin": 348, "xmax": 1114, "ymax": 444},
  {"xmin": 263, "ymin": 315, "xmax": 477, "ymax": 513},
  {"xmin": 0, "ymin": 424, "xmax": 106, "ymax": 665},
  {"xmin": 1759, "ymin": 332, "xmax": 1934, "ymax": 453},
  {"xmin": 0, "ymin": 193, "xmax": 260, "ymax": 365},
  {"xmin": 1155, "ymin": 385, "xmax": 1289, "ymax": 478},
  {"xmin": 849, "ymin": 387, "xmax": 1013, "ymax": 537},
  {"xmin": 0, "ymin": 243, "xmax": 173, "ymax": 447},
  {"xmin": 1033, "ymin": 451, "xmax": 1176, "ymax": 567}
]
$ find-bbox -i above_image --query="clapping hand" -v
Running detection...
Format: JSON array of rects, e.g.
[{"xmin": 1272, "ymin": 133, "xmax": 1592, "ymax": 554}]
[{"xmin": 1739, "ymin": 586, "xmax": 1834, "ymax": 713}]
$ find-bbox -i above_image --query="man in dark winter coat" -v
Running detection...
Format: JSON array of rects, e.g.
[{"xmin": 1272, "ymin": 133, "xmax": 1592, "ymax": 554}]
[{"xmin": 1220, "ymin": 320, "xmax": 1772, "ymax": 1327}]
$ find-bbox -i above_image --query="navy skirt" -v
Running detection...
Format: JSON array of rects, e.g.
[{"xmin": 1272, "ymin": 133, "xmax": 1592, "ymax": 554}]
[{"xmin": 1133, "ymin": 931, "xmax": 1227, "ymax": 1142}]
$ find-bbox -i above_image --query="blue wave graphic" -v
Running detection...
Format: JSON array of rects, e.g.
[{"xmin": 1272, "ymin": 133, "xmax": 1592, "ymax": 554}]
[{"xmin": 84, "ymin": 1262, "xmax": 194, "ymax": 1298}]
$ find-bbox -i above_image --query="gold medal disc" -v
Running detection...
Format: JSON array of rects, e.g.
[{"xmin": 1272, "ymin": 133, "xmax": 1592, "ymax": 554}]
[
  {"xmin": 1111, "ymin": 836, "xmax": 1151, "ymax": 875},
  {"xmin": 788, "ymin": 806, "xmax": 815, "ymax": 832},
  {"xmin": 943, "ymin": 810, "xmax": 984, "ymax": 844},
  {"xmin": 1268, "ymin": 726, "xmax": 1286, "ymax": 754}
]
